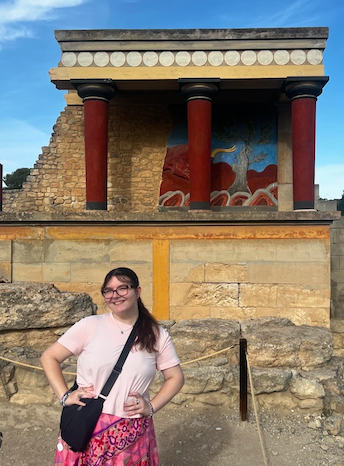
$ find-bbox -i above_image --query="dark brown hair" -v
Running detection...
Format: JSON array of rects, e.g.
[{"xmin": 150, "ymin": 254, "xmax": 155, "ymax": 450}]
[{"xmin": 101, "ymin": 267, "xmax": 159, "ymax": 353}]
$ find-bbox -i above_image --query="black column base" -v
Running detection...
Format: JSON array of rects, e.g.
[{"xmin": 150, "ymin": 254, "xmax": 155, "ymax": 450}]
[
  {"xmin": 86, "ymin": 201, "xmax": 107, "ymax": 211},
  {"xmin": 189, "ymin": 201, "xmax": 211, "ymax": 210},
  {"xmin": 294, "ymin": 200, "xmax": 314, "ymax": 210}
]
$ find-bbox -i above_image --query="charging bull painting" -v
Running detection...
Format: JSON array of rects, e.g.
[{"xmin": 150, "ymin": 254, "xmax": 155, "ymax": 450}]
[{"xmin": 159, "ymin": 106, "xmax": 278, "ymax": 207}]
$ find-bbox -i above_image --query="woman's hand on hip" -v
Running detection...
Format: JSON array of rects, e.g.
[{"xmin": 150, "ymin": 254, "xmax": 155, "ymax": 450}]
[
  {"xmin": 65, "ymin": 385, "xmax": 96, "ymax": 407},
  {"xmin": 123, "ymin": 392, "xmax": 150, "ymax": 417}
]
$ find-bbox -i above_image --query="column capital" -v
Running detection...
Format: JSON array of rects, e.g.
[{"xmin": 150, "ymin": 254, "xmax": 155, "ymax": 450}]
[
  {"xmin": 284, "ymin": 76, "xmax": 329, "ymax": 101},
  {"xmin": 179, "ymin": 78, "xmax": 220, "ymax": 102},
  {"xmin": 71, "ymin": 79, "xmax": 116, "ymax": 102}
]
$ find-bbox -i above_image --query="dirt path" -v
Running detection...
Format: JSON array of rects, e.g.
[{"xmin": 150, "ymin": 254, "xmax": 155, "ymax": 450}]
[{"xmin": 0, "ymin": 401, "xmax": 343, "ymax": 466}]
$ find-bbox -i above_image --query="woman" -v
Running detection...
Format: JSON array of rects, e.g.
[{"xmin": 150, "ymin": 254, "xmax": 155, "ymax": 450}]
[{"xmin": 41, "ymin": 267, "xmax": 184, "ymax": 466}]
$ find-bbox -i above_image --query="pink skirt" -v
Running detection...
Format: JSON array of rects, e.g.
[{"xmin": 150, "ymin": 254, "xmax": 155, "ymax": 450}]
[{"xmin": 54, "ymin": 413, "xmax": 159, "ymax": 466}]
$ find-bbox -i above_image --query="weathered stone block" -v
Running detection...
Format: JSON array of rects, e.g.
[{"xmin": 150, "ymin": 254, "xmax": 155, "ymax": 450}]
[
  {"xmin": 183, "ymin": 283, "xmax": 238, "ymax": 307},
  {"xmin": 0, "ymin": 282, "xmax": 96, "ymax": 331},
  {"xmin": 170, "ymin": 306, "xmax": 210, "ymax": 321},
  {"xmin": 0, "ymin": 327, "xmax": 70, "ymax": 352},
  {"xmin": 181, "ymin": 366, "xmax": 226, "ymax": 394},
  {"xmin": 44, "ymin": 240, "xmax": 109, "ymax": 263},
  {"xmin": 204, "ymin": 263, "xmax": 249, "ymax": 283},
  {"xmin": 71, "ymin": 262, "xmax": 112, "ymax": 282},
  {"xmin": 0, "ymin": 241, "xmax": 12, "ymax": 261},
  {"xmin": 240, "ymin": 284, "xmax": 277, "ymax": 307},
  {"xmin": 0, "ymin": 262, "xmax": 11, "ymax": 281},
  {"xmin": 170, "ymin": 240, "xmax": 236, "ymax": 264},
  {"xmin": 276, "ymin": 239, "xmax": 329, "ymax": 262},
  {"xmin": 170, "ymin": 263, "xmax": 205, "ymax": 283},
  {"xmin": 290, "ymin": 371, "xmax": 325, "ymax": 399},
  {"xmin": 43, "ymin": 263, "xmax": 71, "ymax": 282},
  {"xmin": 241, "ymin": 317, "xmax": 333, "ymax": 369},
  {"xmin": 108, "ymin": 240, "xmax": 152, "ymax": 262},
  {"xmin": 170, "ymin": 319, "xmax": 240, "ymax": 361},
  {"xmin": 248, "ymin": 368, "xmax": 292, "ymax": 394},
  {"xmin": 13, "ymin": 240, "xmax": 44, "ymax": 264},
  {"xmin": 210, "ymin": 306, "xmax": 255, "ymax": 320},
  {"xmin": 13, "ymin": 263, "xmax": 43, "ymax": 282},
  {"xmin": 277, "ymin": 285, "xmax": 330, "ymax": 308},
  {"xmin": 248, "ymin": 262, "xmax": 329, "ymax": 285}
]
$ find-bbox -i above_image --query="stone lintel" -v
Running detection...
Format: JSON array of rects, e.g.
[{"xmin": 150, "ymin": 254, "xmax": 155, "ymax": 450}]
[
  {"xmin": 55, "ymin": 27, "xmax": 329, "ymax": 44},
  {"xmin": 0, "ymin": 210, "xmax": 340, "ymax": 225}
]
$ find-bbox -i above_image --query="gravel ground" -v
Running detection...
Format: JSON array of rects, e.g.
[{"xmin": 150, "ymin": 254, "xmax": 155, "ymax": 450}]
[{"xmin": 1, "ymin": 401, "xmax": 344, "ymax": 466}]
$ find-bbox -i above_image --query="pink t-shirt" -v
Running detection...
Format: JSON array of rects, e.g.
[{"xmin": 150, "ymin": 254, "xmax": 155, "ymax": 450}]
[{"xmin": 58, "ymin": 313, "xmax": 180, "ymax": 417}]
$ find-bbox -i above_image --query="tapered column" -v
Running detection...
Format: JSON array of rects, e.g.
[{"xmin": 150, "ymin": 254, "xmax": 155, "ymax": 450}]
[
  {"xmin": 180, "ymin": 80, "xmax": 219, "ymax": 210},
  {"xmin": 72, "ymin": 80, "xmax": 116, "ymax": 210},
  {"xmin": 284, "ymin": 77, "xmax": 328, "ymax": 210}
]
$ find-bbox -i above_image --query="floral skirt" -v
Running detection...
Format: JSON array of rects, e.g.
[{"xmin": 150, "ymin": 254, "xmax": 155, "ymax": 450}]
[{"xmin": 54, "ymin": 413, "xmax": 159, "ymax": 466}]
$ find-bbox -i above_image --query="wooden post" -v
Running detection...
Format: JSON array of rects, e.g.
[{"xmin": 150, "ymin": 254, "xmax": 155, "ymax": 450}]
[{"xmin": 240, "ymin": 338, "xmax": 247, "ymax": 421}]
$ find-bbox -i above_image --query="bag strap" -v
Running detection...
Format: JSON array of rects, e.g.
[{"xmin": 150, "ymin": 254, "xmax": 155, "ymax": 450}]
[{"xmin": 100, "ymin": 318, "xmax": 139, "ymax": 398}]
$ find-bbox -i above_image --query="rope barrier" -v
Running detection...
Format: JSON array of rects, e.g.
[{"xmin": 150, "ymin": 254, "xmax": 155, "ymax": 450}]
[
  {"xmin": 246, "ymin": 350, "xmax": 269, "ymax": 466},
  {"xmin": 0, "ymin": 344, "xmax": 237, "ymax": 375}
]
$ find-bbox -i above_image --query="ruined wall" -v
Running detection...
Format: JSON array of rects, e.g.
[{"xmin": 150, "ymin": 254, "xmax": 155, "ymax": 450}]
[
  {"xmin": 3, "ymin": 105, "xmax": 171, "ymax": 213},
  {"xmin": 0, "ymin": 222, "xmax": 331, "ymax": 327}
]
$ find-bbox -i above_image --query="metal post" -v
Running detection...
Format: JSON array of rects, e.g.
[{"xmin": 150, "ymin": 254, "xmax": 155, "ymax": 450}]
[{"xmin": 240, "ymin": 338, "xmax": 247, "ymax": 421}]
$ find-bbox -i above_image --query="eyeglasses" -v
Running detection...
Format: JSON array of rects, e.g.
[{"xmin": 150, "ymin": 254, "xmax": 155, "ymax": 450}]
[{"xmin": 102, "ymin": 285, "xmax": 133, "ymax": 299}]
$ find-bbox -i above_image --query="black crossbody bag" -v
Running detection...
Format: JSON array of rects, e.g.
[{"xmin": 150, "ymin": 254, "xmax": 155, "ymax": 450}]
[{"xmin": 60, "ymin": 319, "xmax": 139, "ymax": 452}]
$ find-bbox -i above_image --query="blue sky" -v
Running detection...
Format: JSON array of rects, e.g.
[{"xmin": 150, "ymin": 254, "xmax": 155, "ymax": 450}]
[{"xmin": 0, "ymin": 0, "xmax": 343, "ymax": 199}]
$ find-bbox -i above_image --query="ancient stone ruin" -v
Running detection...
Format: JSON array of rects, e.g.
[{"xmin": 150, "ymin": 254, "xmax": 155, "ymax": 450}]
[{"xmin": 1, "ymin": 284, "xmax": 344, "ymax": 424}]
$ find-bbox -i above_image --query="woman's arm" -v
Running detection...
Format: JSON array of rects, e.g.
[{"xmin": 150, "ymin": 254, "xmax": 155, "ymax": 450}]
[
  {"xmin": 40, "ymin": 342, "xmax": 95, "ymax": 406},
  {"xmin": 125, "ymin": 365, "xmax": 184, "ymax": 417}
]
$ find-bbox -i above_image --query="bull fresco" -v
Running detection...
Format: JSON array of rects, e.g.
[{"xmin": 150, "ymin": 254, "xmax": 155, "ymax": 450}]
[{"xmin": 159, "ymin": 105, "xmax": 278, "ymax": 207}]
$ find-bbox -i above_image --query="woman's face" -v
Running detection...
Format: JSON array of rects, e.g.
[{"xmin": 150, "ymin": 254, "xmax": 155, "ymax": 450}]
[{"xmin": 103, "ymin": 276, "xmax": 141, "ymax": 317}]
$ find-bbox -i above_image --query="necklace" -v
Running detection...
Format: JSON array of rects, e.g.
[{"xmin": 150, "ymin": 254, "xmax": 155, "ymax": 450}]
[{"xmin": 112, "ymin": 317, "xmax": 133, "ymax": 334}]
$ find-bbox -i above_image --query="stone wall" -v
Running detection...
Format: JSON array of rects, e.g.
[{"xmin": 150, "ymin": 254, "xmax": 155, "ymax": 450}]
[
  {"xmin": 2, "ymin": 317, "xmax": 344, "ymax": 419},
  {"xmin": 331, "ymin": 216, "xmax": 344, "ymax": 319},
  {"xmin": 0, "ymin": 219, "xmax": 331, "ymax": 326},
  {"xmin": 3, "ymin": 105, "xmax": 171, "ymax": 213}
]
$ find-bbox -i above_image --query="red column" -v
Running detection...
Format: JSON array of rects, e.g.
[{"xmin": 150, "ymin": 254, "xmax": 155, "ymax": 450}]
[
  {"xmin": 181, "ymin": 81, "xmax": 218, "ymax": 210},
  {"xmin": 0, "ymin": 163, "xmax": 2, "ymax": 211},
  {"xmin": 187, "ymin": 99, "xmax": 212, "ymax": 209},
  {"xmin": 73, "ymin": 81, "xmax": 115, "ymax": 210},
  {"xmin": 84, "ymin": 99, "xmax": 109, "ymax": 210},
  {"xmin": 285, "ymin": 77, "xmax": 328, "ymax": 210}
]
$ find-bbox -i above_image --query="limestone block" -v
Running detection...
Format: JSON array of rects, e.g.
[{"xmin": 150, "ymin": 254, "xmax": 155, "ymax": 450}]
[
  {"xmin": 231, "ymin": 240, "xmax": 277, "ymax": 262},
  {"xmin": 170, "ymin": 240, "xmax": 236, "ymax": 264},
  {"xmin": 71, "ymin": 262, "xmax": 112, "ymax": 283},
  {"xmin": 333, "ymin": 334, "xmax": 343, "ymax": 349},
  {"xmin": 197, "ymin": 392, "xmax": 231, "ymax": 406},
  {"xmin": 170, "ymin": 263, "xmax": 205, "ymax": 283},
  {"xmin": 44, "ymin": 240, "xmax": 109, "ymax": 263},
  {"xmin": 257, "ymin": 391, "xmax": 298, "ymax": 411},
  {"xmin": 0, "ymin": 262, "xmax": 11, "ymax": 281},
  {"xmin": 210, "ymin": 306, "xmax": 254, "ymax": 320},
  {"xmin": 15, "ymin": 365, "xmax": 50, "ymax": 388},
  {"xmin": 277, "ymin": 285, "xmax": 330, "ymax": 308},
  {"xmin": 248, "ymin": 262, "xmax": 329, "ymax": 285},
  {"xmin": 290, "ymin": 372, "xmax": 325, "ymax": 399},
  {"xmin": 240, "ymin": 284, "xmax": 277, "ymax": 307},
  {"xmin": 0, "ymin": 327, "xmax": 69, "ymax": 352},
  {"xmin": 241, "ymin": 317, "xmax": 333, "ymax": 369},
  {"xmin": 204, "ymin": 263, "xmax": 249, "ymax": 283},
  {"xmin": 248, "ymin": 368, "xmax": 292, "ymax": 394},
  {"xmin": 170, "ymin": 306, "xmax": 210, "ymax": 321},
  {"xmin": 170, "ymin": 283, "xmax": 192, "ymax": 306},
  {"xmin": 170, "ymin": 319, "xmax": 240, "ymax": 361},
  {"xmin": 13, "ymin": 263, "xmax": 43, "ymax": 282},
  {"xmin": 108, "ymin": 241, "xmax": 152, "ymax": 262},
  {"xmin": 0, "ymin": 282, "xmax": 96, "ymax": 331},
  {"xmin": 276, "ymin": 239, "xmax": 329, "ymax": 262},
  {"xmin": 331, "ymin": 256, "xmax": 340, "ymax": 271},
  {"xmin": 10, "ymin": 389, "xmax": 55, "ymax": 405},
  {"xmin": 273, "ymin": 307, "xmax": 330, "ymax": 328},
  {"xmin": 296, "ymin": 398, "xmax": 323, "ymax": 410},
  {"xmin": 181, "ymin": 366, "xmax": 226, "ymax": 394},
  {"xmin": 43, "ymin": 263, "xmax": 71, "ymax": 282},
  {"xmin": 0, "ymin": 241, "xmax": 12, "ymax": 261},
  {"xmin": 108, "ymin": 263, "xmax": 152, "ymax": 284},
  {"xmin": 278, "ymin": 200, "xmax": 293, "ymax": 212},
  {"xmin": 53, "ymin": 282, "xmax": 104, "ymax": 311},
  {"xmin": 183, "ymin": 283, "xmax": 238, "ymax": 307},
  {"xmin": 13, "ymin": 240, "xmax": 44, "ymax": 264}
]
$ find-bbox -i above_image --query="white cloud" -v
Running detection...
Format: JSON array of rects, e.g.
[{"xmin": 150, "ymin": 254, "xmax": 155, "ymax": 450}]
[
  {"xmin": 0, "ymin": 0, "xmax": 87, "ymax": 43},
  {"xmin": 315, "ymin": 163, "xmax": 344, "ymax": 200},
  {"xmin": 0, "ymin": 119, "xmax": 50, "ymax": 173}
]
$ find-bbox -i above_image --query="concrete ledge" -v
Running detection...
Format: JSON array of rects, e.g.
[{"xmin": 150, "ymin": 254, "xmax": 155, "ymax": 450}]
[{"xmin": 0, "ymin": 210, "xmax": 340, "ymax": 225}]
